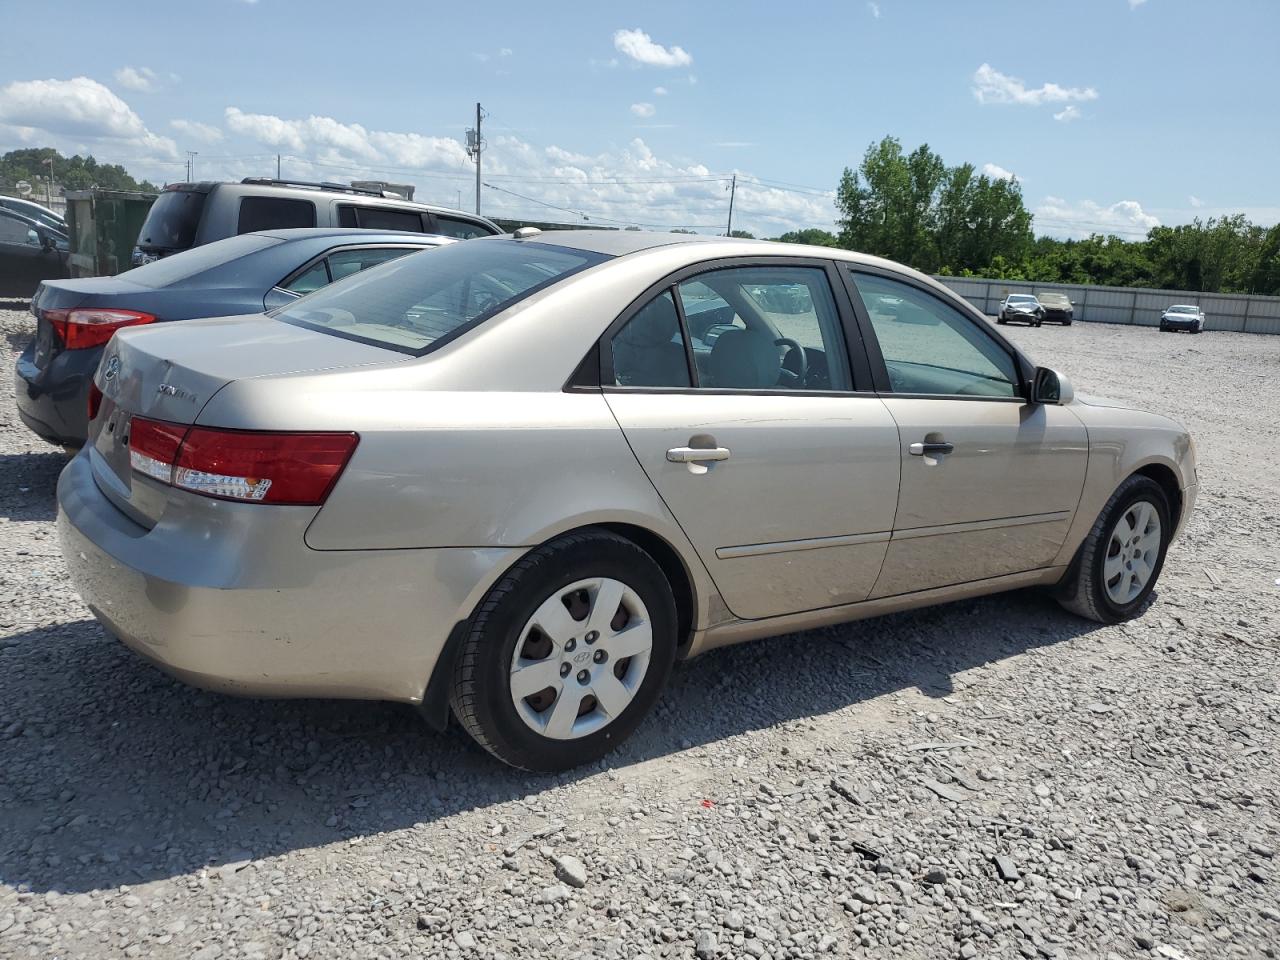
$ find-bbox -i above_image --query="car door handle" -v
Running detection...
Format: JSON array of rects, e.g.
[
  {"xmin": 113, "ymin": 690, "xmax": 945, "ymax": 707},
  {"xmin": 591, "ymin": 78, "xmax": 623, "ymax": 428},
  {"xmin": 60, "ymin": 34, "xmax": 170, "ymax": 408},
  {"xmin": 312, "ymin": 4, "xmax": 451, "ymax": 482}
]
[
  {"xmin": 667, "ymin": 446, "xmax": 731, "ymax": 463},
  {"xmin": 909, "ymin": 441, "xmax": 954, "ymax": 456}
]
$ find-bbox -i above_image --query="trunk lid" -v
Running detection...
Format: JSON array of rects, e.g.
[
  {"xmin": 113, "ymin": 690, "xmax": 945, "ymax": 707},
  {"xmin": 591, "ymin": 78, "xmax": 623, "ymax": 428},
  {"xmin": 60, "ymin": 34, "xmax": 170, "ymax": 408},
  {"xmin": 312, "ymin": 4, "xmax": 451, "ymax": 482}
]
[
  {"xmin": 90, "ymin": 313, "xmax": 405, "ymax": 526},
  {"xmin": 31, "ymin": 276, "xmax": 157, "ymax": 370}
]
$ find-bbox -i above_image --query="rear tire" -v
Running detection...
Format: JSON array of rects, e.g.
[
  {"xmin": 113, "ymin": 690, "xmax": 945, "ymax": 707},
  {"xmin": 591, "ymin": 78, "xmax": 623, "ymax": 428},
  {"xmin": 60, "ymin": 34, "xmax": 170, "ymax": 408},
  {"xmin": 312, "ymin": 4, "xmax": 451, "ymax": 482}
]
[
  {"xmin": 996, "ymin": 315, "xmax": 1007, "ymax": 324},
  {"xmin": 1056, "ymin": 475, "xmax": 1171, "ymax": 624},
  {"xmin": 449, "ymin": 528, "xmax": 678, "ymax": 771}
]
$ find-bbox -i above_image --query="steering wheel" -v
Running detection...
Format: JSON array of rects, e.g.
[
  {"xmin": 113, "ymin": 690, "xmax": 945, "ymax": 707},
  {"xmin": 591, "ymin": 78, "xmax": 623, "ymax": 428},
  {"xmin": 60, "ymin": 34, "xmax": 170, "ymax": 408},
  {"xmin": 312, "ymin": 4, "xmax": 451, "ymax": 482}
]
[{"xmin": 775, "ymin": 337, "xmax": 808, "ymax": 386}]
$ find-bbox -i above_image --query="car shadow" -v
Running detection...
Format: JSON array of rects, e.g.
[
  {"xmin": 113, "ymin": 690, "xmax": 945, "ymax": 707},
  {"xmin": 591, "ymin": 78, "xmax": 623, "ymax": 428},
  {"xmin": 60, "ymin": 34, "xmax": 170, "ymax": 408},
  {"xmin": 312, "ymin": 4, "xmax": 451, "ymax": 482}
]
[
  {"xmin": 0, "ymin": 451, "xmax": 66, "ymax": 521},
  {"xmin": 0, "ymin": 298, "xmax": 31, "ymax": 312},
  {"xmin": 0, "ymin": 588, "xmax": 1105, "ymax": 895}
]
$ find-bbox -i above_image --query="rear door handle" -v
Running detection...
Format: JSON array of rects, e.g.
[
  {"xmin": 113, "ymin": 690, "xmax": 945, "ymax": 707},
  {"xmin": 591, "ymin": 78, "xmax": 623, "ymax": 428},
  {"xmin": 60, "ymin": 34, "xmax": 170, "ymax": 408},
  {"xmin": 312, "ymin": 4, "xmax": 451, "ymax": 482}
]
[
  {"xmin": 667, "ymin": 446, "xmax": 731, "ymax": 463},
  {"xmin": 909, "ymin": 441, "xmax": 954, "ymax": 456}
]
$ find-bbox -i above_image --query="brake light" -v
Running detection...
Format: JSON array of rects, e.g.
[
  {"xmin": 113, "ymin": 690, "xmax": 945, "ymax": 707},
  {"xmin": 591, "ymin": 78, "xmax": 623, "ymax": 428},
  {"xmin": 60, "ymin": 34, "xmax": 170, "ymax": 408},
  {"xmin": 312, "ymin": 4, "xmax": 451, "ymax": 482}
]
[
  {"xmin": 87, "ymin": 380, "xmax": 103, "ymax": 422},
  {"xmin": 45, "ymin": 308, "xmax": 156, "ymax": 350},
  {"xmin": 129, "ymin": 418, "xmax": 187, "ymax": 484},
  {"xmin": 127, "ymin": 417, "xmax": 358, "ymax": 506}
]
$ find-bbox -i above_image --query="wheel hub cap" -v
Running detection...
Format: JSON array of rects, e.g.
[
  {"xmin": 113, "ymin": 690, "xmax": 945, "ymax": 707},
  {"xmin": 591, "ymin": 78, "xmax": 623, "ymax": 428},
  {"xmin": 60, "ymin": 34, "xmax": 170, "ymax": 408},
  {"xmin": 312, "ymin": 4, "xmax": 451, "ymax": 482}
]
[
  {"xmin": 1103, "ymin": 500, "xmax": 1162, "ymax": 605},
  {"xmin": 509, "ymin": 577, "xmax": 653, "ymax": 741}
]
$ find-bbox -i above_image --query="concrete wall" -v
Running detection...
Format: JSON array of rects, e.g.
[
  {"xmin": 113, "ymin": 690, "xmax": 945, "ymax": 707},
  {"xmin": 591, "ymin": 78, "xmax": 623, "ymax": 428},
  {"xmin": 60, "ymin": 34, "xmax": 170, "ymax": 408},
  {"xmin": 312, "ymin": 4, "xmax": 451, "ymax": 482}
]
[{"xmin": 934, "ymin": 276, "xmax": 1280, "ymax": 335}]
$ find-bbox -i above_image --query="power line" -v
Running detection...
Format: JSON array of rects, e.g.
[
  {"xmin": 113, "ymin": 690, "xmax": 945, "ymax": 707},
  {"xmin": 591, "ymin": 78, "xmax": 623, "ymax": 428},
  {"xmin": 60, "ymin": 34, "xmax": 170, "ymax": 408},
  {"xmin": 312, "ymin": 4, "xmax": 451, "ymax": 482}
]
[{"xmin": 481, "ymin": 181, "xmax": 721, "ymax": 230}]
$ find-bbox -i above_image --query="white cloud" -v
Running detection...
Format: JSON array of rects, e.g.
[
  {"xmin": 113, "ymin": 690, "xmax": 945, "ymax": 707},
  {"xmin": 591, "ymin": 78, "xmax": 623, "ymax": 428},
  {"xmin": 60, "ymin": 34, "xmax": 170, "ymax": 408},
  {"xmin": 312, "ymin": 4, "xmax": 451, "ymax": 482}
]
[
  {"xmin": 1188, "ymin": 195, "xmax": 1204, "ymax": 208},
  {"xmin": 867, "ymin": 1, "xmax": 881, "ymax": 17},
  {"xmin": 0, "ymin": 76, "xmax": 176, "ymax": 157},
  {"xmin": 1054, "ymin": 105, "xmax": 1082, "ymax": 123},
  {"xmin": 1129, "ymin": 0, "xmax": 1148, "ymax": 7},
  {"xmin": 499, "ymin": 48, "xmax": 512, "ymax": 57},
  {"xmin": 613, "ymin": 28, "xmax": 692, "ymax": 68},
  {"xmin": 170, "ymin": 118, "xmax": 223, "ymax": 143},
  {"xmin": 114, "ymin": 66, "xmax": 159, "ymax": 93},
  {"xmin": 972, "ymin": 63, "xmax": 1099, "ymax": 106},
  {"xmin": 652, "ymin": 86, "xmax": 668, "ymax": 96},
  {"xmin": 630, "ymin": 102, "xmax": 656, "ymax": 118},
  {"xmin": 1035, "ymin": 196, "xmax": 1159, "ymax": 239},
  {"xmin": 981, "ymin": 163, "xmax": 1015, "ymax": 181},
  {"xmin": 715, "ymin": 141, "xmax": 755, "ymax": 148},
  {"xmin": 218, "ymin": 105, "xmax": 834, "ymax": 236}
]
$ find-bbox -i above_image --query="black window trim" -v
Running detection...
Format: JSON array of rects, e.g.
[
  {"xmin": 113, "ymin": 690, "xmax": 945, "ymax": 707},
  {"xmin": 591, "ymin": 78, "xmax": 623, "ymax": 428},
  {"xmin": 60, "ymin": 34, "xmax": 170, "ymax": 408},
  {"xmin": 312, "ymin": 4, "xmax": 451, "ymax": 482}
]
[
  {"xmin": 839, "ymin": 263, "xmax": 1036, "ymax": 402},
  {"xmin": 595, "ymin": 255, "xmax": 878, "ymax": 397}
]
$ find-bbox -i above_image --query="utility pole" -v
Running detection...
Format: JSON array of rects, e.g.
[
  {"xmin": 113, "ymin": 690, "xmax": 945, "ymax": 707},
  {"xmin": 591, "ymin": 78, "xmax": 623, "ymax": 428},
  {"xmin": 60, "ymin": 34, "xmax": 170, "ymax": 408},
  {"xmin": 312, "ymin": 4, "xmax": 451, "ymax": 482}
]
[
  {"xmin": 43, "ymin": 156, "xmax": 53, "ymax": 208},
  {"xmin": 186, "ymin": 151, "xmax": 198, "ymax": 182},
  {"xmin": 277, "ymin": 154, "xmax": 282, "ymax": 179},
  {"xmin": 725, "ymin": 173, "xmax": 737, "ymax": 236},
  {"xmin": 466, "ymin": 102, "xmax": 484, "ymax": 215}
]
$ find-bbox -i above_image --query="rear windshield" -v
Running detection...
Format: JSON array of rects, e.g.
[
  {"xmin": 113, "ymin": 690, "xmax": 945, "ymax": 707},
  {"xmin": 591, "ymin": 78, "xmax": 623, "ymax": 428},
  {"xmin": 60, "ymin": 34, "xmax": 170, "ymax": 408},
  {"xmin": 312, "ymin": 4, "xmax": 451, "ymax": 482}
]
[
  {"xmin": 275, "ymin": 239, "xmax": 609, "ymax": 355},
  {"xmin": 1008, "ymin": 295, "xmax": 1037, "ymax": 303},
  {"xmin": 122, "ymin": 233, "xmax": 281, "ymax": 287},
  {"xmin": 136, "ymin": 189, "xmax": 207, "ymax": 252}
]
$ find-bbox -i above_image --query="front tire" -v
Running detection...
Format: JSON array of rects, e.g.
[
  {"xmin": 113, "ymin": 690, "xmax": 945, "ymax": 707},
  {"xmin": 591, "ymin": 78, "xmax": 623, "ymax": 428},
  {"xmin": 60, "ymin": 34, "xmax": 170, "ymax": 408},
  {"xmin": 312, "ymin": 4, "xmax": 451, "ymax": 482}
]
[
  {"xmin": 1056, "ymin": 475, "xmax": 1171, "ymax": 624},
  {"xmin": 449, "ymin": 529, "xmax": 678, "ymax": 771}
]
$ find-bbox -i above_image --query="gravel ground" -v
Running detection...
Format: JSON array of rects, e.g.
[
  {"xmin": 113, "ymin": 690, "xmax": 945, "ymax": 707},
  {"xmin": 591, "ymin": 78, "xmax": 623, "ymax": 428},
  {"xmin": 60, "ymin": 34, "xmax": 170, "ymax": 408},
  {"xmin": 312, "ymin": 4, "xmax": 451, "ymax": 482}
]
[{"xmin": 1, "ymin": 301, "xmax": 1277, "ymax": 960}]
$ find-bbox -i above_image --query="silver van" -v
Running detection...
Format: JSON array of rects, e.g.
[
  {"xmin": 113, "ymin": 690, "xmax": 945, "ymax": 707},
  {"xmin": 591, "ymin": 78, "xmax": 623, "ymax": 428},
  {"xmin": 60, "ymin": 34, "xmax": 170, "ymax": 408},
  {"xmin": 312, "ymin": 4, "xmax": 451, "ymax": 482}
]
[{"xmin": 132, "ymin": 178, "xmax": 499, "ymax": 265}]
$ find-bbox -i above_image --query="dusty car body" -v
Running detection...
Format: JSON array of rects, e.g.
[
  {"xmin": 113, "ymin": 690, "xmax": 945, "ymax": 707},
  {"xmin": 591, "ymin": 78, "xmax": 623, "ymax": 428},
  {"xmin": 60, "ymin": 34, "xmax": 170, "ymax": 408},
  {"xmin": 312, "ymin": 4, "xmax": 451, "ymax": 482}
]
[
  {"xmin": 997, "ymin": 294, "xmax": 1044, "ymax": 326},
  {"xmin": 57, "ymin": 231, "xmax": 1197, "ymax": 770},
  {"xmin": 1037, "ymin": 292, "xmax": 1074, "ymax": 324},
  {"xmin": 1159, "ymin": 304, "xmax": 1204, "ymax": 333}
]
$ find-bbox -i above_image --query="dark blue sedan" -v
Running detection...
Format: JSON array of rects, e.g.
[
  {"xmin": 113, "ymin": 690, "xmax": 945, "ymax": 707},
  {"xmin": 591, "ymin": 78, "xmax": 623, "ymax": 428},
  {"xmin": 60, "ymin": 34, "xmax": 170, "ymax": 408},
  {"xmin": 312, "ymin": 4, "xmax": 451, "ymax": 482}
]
[{"xmin": 14, "ymin": 228, "xmax": 451, "ymax": 447}]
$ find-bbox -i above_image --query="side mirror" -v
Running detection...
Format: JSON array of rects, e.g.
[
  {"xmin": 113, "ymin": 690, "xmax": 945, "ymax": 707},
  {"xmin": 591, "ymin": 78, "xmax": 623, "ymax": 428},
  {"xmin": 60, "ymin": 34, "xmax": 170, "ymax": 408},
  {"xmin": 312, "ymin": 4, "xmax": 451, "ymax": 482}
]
[{"xmin": 1032, "ymin": 366, "xmax": 1074, "ymax": 405}]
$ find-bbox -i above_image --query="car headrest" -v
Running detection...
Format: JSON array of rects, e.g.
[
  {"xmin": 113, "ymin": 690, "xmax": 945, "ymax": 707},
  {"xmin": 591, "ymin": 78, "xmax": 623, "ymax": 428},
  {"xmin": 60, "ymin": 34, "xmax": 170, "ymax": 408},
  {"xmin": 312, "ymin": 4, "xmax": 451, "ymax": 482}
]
[
  {"xmin": 708, "ymin": 328, "xmax": 780, "ymax": 389},
  {"xmin": 617, "ymin": 297, "xmax": 678, "ymax": 348}
]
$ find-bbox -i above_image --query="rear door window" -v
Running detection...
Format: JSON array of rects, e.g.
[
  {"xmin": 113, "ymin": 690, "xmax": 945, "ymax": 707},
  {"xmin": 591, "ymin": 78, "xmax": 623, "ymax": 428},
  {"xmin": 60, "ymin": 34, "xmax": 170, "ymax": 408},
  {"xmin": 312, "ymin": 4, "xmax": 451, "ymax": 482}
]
[
  {"xmin": 237, "ymin": 197, "xmax": 316, "ymax": 234},
  {"xmin": 136, "ymin": 189, "xmax": 207, "ymax": 252},
  {"xmin": 354, "ymin": 207, "xmax": 427, "ymax": 232}
]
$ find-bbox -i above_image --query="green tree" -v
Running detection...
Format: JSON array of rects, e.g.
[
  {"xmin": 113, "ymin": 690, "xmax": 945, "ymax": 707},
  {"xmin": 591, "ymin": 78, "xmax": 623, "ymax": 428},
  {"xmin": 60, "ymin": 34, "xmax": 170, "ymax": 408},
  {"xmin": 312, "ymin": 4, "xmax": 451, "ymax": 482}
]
[
  {"xmin": 728, "ymin": 229, "xmax": 755, "ymax": 239},
  {"xmin": 0, "ymin": 147, "xmax": 159, "ymax": 194},
  {"xmin": 836, "ymin": 137, "xmax": 1030, "ymax": 274},
  {"xmin": 775, "ymin": 228, "xmax": 838, "ymax": 247}
]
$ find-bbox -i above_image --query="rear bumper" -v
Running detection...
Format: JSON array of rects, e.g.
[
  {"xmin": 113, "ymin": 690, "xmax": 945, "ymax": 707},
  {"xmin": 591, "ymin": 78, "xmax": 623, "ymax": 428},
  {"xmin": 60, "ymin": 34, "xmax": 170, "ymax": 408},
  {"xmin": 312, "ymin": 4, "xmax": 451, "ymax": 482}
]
[
  {"xmin": 56, "ymin": 450, "xmax": 521, "ymax": 703},
  {"xmin": 14, "ymin": 342, "xmax": 98, "ymax": 446}
]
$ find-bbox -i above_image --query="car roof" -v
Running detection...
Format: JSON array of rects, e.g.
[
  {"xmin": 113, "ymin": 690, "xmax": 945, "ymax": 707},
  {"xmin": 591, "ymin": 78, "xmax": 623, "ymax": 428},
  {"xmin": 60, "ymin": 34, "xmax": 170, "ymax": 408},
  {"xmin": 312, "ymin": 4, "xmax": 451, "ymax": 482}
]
[
  {"xmin": 1169, "ymin": 303, "xmax": 1199, "ymax": 309},
  {"xmin": 249, "ymin": 227, "xmax": 454, "ymax": 245}
]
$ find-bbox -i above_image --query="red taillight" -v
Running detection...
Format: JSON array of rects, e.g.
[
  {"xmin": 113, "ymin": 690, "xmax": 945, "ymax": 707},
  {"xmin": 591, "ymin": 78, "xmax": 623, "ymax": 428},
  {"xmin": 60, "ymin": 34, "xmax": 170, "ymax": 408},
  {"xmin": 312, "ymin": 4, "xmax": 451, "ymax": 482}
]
[
  {"xmin": 46, "ymin": 308, "xmax": 156, "ymax": 350},
  {"xmin": 127, "ymin": 417, "xmax": 358, "ymax": 506},
  {"xmin": 87, "ymin": 381, "xmax": 103, "ymax": 422},
  {"xmin": 128, "ymin": 418, "xmax": 188, "ymax": 485}
]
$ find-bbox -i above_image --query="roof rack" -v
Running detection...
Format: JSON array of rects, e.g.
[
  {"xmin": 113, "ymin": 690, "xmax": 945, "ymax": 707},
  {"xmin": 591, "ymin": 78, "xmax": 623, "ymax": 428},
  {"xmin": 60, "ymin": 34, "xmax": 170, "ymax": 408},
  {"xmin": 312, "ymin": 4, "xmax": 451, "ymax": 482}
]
[{"xmin": 239, "ymin": 178, "xmax": 393, "ymax": 198}]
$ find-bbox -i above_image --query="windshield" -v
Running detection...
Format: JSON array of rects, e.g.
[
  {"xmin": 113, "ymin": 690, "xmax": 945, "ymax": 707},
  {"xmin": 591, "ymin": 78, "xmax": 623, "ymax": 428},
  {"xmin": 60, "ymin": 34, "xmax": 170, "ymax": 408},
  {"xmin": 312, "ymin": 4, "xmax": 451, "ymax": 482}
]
[
  {"xmin": 1008, "ymin": 295, "xmax": 1037, "ymax": 304},
  {"xmin": 275, "ymin": 239, "xmax": 610, "ymax": 355},
  {"xmin": 1169, "ymin": 305, "xmax": 1198, "ymax": 314},
  {"xmin": 136, "ymin": 189, "xmax": 208, "ymax": 252},
  {"xmin": 122, "ymin": 233, "xmax": 281, "ymax": 286},
  {"xmin": 1039, "ymin": 293, "xmax": 1068, "ymax": 303}
]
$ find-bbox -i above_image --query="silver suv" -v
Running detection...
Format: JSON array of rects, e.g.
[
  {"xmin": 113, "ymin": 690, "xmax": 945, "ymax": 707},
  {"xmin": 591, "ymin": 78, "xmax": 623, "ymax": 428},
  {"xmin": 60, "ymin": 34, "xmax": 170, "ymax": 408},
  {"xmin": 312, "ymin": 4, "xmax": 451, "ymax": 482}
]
[{"xmin": 132, "ymin": 178, "xmax": 499, "ymax": 266}]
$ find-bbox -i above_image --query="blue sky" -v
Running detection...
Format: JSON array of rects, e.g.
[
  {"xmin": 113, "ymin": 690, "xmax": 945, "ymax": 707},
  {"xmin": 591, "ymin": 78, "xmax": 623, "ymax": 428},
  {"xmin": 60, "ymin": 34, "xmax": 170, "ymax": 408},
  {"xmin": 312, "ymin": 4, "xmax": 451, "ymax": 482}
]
[{"xmin": 0, "ymin": 0, "xmax": 1275, "ymax": 238}]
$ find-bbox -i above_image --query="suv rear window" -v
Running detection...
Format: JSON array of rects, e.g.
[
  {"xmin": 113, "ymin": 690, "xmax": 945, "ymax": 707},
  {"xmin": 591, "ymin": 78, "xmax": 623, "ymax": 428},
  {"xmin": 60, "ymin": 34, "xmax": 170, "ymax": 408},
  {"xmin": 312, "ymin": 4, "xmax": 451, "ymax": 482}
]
[
  {"xmin": 275, "ymin": 239, "xmax": 608, "ymax": 355},
  {"xmin": 136, "ymin": 189, "xmax": 207, "ymax": 252},
  {"xmin": 237, "ymin": 197, "xmax": 316, "ymax": 234}
]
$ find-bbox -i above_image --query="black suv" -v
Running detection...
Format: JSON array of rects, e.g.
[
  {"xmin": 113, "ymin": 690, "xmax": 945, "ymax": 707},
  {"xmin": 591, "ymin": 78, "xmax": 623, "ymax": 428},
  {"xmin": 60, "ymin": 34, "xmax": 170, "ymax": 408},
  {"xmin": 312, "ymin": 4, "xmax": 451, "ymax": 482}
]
[{"xmin": 133, "ymin": 178, "xmax": 499, "ymax": 265}]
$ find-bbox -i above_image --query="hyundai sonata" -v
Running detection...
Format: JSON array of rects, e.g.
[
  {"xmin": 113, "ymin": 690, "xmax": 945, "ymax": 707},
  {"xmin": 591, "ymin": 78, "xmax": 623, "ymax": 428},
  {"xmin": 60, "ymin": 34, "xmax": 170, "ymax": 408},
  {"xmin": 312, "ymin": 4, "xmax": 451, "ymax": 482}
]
[{"xmin": 57, "ymin": 231, "xmax": 1197, "ymax": 771}]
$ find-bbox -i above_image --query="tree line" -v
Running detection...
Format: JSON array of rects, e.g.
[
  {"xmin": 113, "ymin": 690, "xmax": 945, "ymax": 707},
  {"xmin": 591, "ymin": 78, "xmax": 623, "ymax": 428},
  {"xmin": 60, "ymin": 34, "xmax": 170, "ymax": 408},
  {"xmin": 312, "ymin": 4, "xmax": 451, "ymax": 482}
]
[
  {"xmin": 771, "ymin": 136, "xmax": 1280, "ymax": 296},
  {"xmin": 0, "ymin": 148, "xmax": 159, "ymax": 198}
]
